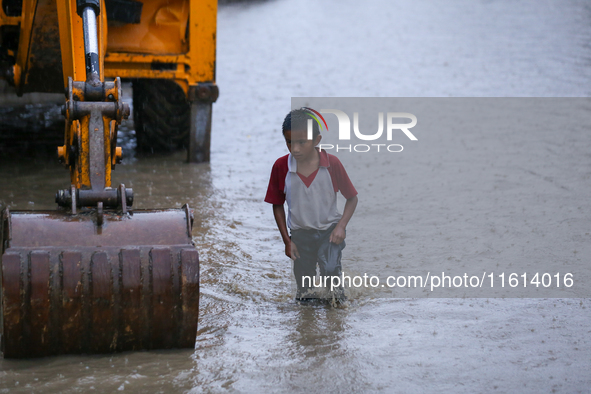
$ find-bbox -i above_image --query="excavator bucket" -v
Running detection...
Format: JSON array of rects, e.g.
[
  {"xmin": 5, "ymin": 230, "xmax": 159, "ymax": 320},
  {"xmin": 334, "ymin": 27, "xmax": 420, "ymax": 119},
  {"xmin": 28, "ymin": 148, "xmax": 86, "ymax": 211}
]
[{"xmin": 0, "ymin": 206, "xmax": 200, "ymax": 358}]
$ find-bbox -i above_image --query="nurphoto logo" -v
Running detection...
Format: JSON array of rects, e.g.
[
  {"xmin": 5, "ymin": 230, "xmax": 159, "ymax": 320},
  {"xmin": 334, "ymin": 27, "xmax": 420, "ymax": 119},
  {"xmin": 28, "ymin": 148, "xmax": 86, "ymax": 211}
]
[{"xmin": 303, "ymin": 107, "xmax": 418, "ymax": 153}]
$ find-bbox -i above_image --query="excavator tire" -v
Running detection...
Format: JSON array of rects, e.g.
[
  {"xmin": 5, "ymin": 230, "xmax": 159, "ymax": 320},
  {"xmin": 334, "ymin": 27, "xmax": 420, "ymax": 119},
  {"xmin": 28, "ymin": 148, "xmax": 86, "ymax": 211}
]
[
  {"xmin": 0, "ymin": 206, "xmax": 200, "ymax": 358},
  {"xmin": 132, "ymin": 79, "xmax": 191, "ymax": 153}
]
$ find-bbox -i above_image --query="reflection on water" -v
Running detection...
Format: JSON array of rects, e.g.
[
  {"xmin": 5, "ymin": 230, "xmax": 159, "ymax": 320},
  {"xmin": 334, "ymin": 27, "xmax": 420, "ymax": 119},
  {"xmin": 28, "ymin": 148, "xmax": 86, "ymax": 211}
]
[
  {"xmin": 1, "ymin": 0, "xmax": 591, "ymax": 391},
  {"xmin": 290, "ymin": 307, "xmax": 348, "ymax": 357}
]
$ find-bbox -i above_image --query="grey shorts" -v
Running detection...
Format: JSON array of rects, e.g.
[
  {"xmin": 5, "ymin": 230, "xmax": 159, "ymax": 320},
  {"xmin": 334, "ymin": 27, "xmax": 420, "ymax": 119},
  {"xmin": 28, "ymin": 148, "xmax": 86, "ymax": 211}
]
[{"xmin": 290, "ymin": 223, "xmax": 345, "ymax": 296}]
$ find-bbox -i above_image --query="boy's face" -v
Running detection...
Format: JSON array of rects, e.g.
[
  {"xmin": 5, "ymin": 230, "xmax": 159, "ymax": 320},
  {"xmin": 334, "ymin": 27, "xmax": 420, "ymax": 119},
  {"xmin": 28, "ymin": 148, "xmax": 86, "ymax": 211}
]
[{"xmin": 284, "ymin": 129, "xmax": 322, "ymax": 162}]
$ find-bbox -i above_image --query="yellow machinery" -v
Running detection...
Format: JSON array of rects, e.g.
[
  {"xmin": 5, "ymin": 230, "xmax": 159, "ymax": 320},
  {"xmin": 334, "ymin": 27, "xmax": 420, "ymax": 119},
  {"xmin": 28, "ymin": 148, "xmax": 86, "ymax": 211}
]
[
  {"xmin": 0, "ymin": 0, "xmax": 218, "ymax": 161},
  {"xmin": 0, "ymin": 0, "xmax": 217, "ymax": 358}
]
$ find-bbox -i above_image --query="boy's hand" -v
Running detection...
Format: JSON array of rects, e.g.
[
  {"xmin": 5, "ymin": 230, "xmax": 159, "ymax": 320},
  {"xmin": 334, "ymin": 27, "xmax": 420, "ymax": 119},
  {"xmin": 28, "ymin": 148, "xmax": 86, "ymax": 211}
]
[
  {"xmin": 329, "ymin": 224, "xmax": 346, "ymax": 245},
  {"xmin": 330, "ymin": 196, "xmax": 357, "ymax": 245},
  {"xmin": 286, "ymin": 241, "xmax": 300, "ymax": 260}
]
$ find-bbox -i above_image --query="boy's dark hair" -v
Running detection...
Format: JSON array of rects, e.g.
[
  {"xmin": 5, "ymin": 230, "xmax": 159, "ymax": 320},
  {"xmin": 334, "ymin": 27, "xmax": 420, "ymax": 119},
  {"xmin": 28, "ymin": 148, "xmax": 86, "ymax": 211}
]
[{"xmin": 282, "ymin": 108, "xmax": 321, "ymax": 139}]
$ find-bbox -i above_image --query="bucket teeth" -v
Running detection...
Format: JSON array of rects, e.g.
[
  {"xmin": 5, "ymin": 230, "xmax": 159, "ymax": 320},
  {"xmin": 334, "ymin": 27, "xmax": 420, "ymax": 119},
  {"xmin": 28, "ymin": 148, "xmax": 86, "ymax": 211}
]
[{"xmin": 1, "ymin": 246, "xmax": 199, "ymax": 358}]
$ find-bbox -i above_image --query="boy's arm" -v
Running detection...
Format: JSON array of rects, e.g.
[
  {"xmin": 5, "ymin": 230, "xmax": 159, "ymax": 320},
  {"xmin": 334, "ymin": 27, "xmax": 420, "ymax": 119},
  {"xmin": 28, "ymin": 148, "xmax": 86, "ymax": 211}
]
[
  {"xmin": 272, "ymin": 204, "xmax": 299, "ymax": 259},
  {"xmin": 329, "ymin": 195, "xmax": 358, "ymax": 245}
]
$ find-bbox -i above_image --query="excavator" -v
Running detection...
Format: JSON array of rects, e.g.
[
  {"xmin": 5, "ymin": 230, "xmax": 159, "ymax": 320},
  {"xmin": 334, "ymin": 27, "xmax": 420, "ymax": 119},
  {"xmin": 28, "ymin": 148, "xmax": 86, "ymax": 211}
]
[{"xmin": 0, "ymin": 0, "xmax": 218, "ymax": 358}]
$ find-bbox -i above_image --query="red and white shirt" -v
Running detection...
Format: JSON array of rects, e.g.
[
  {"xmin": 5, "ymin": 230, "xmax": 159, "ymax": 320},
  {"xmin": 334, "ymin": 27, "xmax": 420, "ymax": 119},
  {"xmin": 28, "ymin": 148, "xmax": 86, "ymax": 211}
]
[{"xmin": 265, "ymin": 150, "xmax": 357, "ymax": 230}]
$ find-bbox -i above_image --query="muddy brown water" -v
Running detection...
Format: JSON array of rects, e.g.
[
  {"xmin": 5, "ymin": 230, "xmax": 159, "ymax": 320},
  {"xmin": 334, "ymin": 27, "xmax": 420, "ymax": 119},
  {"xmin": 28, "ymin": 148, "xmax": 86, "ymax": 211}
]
[{"xmin": 1, "ymin": 0, "xmax": 591, "ymax": 392}]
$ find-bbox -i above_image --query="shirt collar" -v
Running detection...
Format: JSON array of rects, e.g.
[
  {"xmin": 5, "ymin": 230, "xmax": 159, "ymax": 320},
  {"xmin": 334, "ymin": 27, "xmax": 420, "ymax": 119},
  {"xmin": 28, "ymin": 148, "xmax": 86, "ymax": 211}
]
[{"xmin": 288, "ymin": 149, "xmax": 330, "ymax": 173}]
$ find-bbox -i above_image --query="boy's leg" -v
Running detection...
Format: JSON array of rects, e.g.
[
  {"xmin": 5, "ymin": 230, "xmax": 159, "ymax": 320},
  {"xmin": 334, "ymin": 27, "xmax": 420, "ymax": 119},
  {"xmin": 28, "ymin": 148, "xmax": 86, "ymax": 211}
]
[
  {"xmin": 317, "ymin": 224, "xmax": 346, "ymax": 301},
  {"xmin": 317, "ymin": 224, "xmax": 345, "ymax": 277},
  {"xmin": 291, "ymin": 229, "xmax": 320, "ymax": 299}
]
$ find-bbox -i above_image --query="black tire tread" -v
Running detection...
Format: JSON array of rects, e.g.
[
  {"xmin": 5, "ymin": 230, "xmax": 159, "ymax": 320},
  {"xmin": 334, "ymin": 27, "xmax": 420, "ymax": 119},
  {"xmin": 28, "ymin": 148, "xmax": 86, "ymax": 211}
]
[{"xmin": 132, "ymin": 79, "xmax": 191, "ymax": 153}]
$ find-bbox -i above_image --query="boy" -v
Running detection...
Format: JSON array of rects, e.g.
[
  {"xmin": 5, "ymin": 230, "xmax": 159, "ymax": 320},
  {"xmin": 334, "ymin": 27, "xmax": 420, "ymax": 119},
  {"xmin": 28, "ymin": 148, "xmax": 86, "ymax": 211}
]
[{"xmin": 265, "ymin": 108, "xmax": 358, "ymax": 304}]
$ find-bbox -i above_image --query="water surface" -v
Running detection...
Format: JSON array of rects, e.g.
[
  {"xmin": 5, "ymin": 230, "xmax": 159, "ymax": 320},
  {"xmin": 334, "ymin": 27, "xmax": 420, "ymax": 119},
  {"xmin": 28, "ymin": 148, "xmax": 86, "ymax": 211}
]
[{"xmin": 1, "ymin": 0, "xmax": 591, "ymax": 392}]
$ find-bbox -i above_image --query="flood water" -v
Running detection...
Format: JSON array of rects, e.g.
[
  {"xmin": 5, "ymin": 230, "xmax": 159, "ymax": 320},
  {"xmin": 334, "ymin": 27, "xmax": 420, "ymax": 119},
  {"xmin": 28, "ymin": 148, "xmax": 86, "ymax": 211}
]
[{"xmin": 1, "ymin": 0, "xmax": 591, "ymax": 392}]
